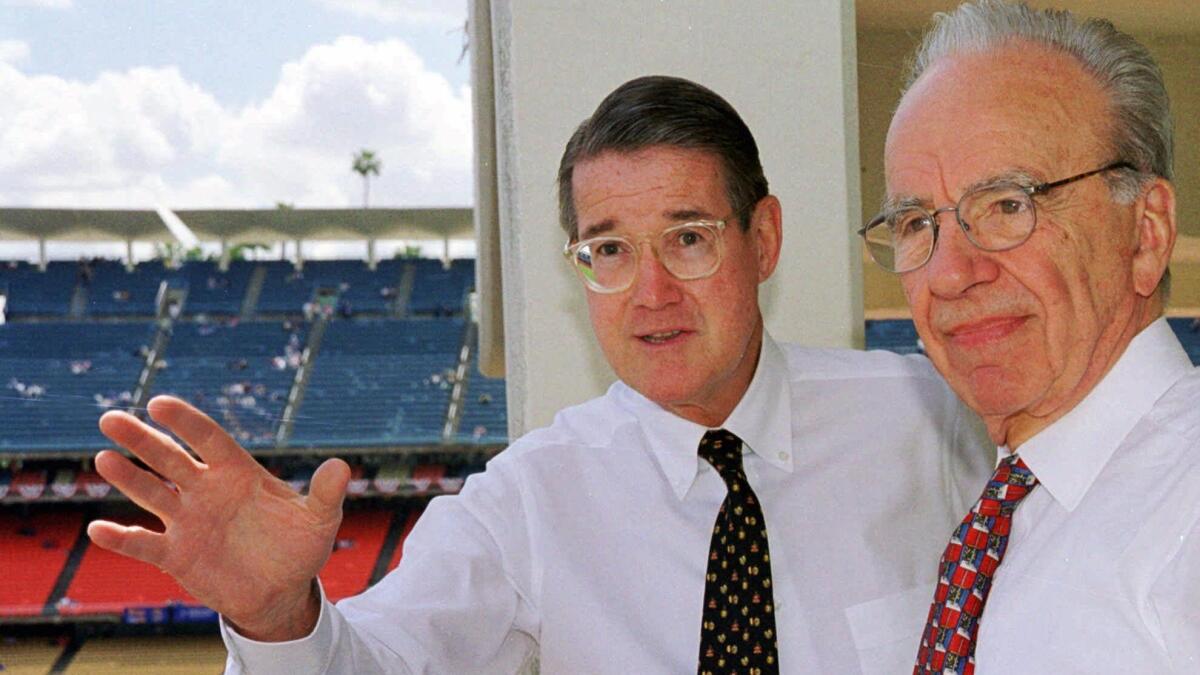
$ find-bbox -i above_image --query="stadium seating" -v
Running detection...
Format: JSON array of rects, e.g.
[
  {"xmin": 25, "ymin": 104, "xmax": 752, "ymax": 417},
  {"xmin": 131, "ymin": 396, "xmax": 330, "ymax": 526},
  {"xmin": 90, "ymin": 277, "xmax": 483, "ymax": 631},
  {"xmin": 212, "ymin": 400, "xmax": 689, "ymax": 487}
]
[
  {"xmin": 255, "ymin": 260, "xmax": 316, "ymax": 314},
  {"xmin": 0, "ymin": 321, "xmax": 154, "ymax": 452},
  {"xmin": 0, "ymin": 260, "xmax": 75, "ymax": 316},
  {"xmin": 407, "ymin": 258, "xmax": 474, "ymax": 315},
  {"xmin": 0, "ymin": 509, "xmax": 81, "ymax": 616},
  {"xmin": 301, "ymin": 258, "xmax": 406, "ymax": 314},
  {"xmin": 86, "ymin": 260, "xmax": 170, "ymax": 316},
  {"xmin": 176, "ymin": 259, "xmax": 253, "ymax": 315},
  {"xmin": 864, "ymin": 318, "xmax": 923, "ymax": 355},
  {"xmin": 150, "ymin": 320, "xmax": 304, "ymax": 449},
  {"xmin": 320, "ymin": 509, "xmax": 394, "ymax": 602},
  {"xmin": 387, "ymin": 508, "xmax": 424, "ymax": 571},
  {"xmin": 456, "ymin": 351, "xmax": 508, "ymax": 444},
  {"xmin": 1168, "ymin": 317, "xmax": 1200, "ymax": 364},
  {"xmin": 289, "ymin": 318, "xmax": 465, "ymax": 447},
  {"xmin": 61, "ymin": 513, "xmax": 197, "ymax": 616}
]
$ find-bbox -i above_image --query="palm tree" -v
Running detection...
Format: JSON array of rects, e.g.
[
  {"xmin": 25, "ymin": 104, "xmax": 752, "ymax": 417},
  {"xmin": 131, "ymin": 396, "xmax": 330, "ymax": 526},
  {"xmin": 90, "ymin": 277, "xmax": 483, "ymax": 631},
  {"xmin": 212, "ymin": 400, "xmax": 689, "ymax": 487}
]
[{"xmin": 352, "ymin": 149, "xmax": 382, "ymax": 209}]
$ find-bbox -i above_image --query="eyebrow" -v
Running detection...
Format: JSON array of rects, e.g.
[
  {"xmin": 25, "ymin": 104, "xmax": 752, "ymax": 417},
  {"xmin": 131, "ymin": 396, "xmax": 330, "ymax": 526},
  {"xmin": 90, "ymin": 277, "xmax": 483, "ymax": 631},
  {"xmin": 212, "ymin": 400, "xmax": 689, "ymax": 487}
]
[
  {"xmin": 578, "ymin": 208, "xmax": 717, "ymax": 240},
  {"xmin": 883, "ymin": 168, "xmax": 1042, "ymax": 212}
]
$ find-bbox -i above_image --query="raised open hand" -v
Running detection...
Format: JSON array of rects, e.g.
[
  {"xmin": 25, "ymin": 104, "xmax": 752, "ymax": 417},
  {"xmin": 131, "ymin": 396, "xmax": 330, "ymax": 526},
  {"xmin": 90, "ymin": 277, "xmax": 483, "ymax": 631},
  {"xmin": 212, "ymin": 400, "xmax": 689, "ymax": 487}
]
[{"xmin": 86, "ymin": 395, "xmax": 350, "ymax": 641}]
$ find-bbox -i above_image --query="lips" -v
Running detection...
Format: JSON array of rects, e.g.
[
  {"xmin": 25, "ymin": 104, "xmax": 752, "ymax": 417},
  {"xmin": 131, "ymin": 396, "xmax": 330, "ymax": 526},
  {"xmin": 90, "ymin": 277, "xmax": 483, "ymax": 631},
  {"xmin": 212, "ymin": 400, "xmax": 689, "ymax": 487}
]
[
  {"xmin": 943, "ymin": 315, "xmax": 1029, "ymax": 347},
  {"xmin": 635, "ymin": 329, "xmax": 691, "ymax": 345}
]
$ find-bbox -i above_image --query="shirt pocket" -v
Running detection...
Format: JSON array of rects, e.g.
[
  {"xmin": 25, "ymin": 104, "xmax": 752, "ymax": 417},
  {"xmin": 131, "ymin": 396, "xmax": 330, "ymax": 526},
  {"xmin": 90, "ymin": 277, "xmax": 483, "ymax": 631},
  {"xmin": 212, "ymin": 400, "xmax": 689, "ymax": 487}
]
[{"xmin": 844, "ymin": 585, "xmax": 933, "ymax": 674}]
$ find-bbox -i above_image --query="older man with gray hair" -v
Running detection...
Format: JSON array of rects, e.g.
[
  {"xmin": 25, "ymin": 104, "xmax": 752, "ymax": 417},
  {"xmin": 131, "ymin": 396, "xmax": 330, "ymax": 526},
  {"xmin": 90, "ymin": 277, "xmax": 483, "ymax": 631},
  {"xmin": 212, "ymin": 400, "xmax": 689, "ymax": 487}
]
[{"xmin": 861, "ymin": 0, "xmax": 1199, "ymax": 672}]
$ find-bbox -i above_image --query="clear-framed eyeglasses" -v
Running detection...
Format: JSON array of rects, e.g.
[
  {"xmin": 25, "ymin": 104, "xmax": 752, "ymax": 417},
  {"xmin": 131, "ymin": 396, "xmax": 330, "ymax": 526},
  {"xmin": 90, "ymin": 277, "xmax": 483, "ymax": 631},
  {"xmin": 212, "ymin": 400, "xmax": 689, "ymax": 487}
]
[
  {"xmin": 564, "ymin": 218, "xmax": 731, "ymax": 294},
  {"xmin": 858, "ymin": 161, "xmax": 1135, "ymax": 274}
]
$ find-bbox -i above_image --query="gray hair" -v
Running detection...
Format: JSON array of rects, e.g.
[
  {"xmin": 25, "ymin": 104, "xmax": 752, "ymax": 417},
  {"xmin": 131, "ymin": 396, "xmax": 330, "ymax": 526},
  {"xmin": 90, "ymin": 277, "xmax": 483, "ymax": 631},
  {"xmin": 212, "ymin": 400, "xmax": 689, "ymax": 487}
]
[
  {"xmin": 904, "ymin": 0, "xmax": 1174, "ymax": 299},
  {"xmin": 906, "ymin": 0, "xmax": 1172, "ymax": 200},
  {"xmin": 557, "ymin": 75, "xmax": 768, "ymax": 240}
]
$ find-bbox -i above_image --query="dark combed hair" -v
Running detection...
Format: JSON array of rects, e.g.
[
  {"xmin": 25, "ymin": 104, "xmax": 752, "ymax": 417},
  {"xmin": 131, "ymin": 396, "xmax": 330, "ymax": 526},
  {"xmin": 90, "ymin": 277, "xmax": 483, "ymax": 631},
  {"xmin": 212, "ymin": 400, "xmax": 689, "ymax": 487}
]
[{"xmin": 556, "ymin": 75, "xmax": 768, "ymax": 240}]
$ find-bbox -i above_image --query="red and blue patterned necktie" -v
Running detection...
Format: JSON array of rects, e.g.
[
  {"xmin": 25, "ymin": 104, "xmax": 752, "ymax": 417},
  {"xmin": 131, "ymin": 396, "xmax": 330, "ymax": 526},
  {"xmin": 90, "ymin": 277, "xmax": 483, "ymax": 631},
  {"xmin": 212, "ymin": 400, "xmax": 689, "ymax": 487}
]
[
  {"xmin": 697, "ymin": 428, "xmax": 779, "ymax": 675},
  {"xmin": 914, "ymin": 454, "xmax": 1038, "ymax": 674}
]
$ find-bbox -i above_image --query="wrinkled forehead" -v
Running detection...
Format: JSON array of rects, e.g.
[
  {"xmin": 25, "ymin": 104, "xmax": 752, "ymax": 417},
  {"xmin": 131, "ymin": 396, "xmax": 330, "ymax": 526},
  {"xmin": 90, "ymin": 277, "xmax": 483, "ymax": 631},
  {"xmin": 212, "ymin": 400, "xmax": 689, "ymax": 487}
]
[
  {"xmin": 572, "ymin": 147, "xmax": 732, "ymax": 239},
  {"xmin": 884, "ymin": 44, "xmax": 1112, "ymax": 202}
]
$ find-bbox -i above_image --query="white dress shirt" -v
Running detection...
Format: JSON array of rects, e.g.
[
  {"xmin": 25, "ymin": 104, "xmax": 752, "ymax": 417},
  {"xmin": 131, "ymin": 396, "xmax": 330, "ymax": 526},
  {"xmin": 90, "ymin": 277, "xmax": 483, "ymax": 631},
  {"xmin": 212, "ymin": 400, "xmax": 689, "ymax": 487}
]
[
  {"xmin": 222, "ymin": 333, "xmax": 994, "ymax": 674},
  {"xmin": 974, "ymin": 318, "xmax": 1200, "ymax": 673}
]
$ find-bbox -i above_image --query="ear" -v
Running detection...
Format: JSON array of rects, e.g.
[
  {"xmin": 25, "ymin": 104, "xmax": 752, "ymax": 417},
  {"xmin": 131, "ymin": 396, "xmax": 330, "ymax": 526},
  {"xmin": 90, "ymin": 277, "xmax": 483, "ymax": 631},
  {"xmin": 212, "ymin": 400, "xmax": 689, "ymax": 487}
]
[
  {"xmin": 1130, "ymin": 178, "xmax": 1176, "ymax": 298},
  {"xmin": 748, "ymin": 195, "xmax": 783, "ymax": 283}
]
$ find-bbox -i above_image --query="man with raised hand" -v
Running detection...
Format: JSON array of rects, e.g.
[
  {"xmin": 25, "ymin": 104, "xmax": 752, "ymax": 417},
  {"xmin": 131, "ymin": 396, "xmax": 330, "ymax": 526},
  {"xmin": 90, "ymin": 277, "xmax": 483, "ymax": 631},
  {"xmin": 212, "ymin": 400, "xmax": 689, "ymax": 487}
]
[
  {"xmin": 859, "ymin": 1, "xmax": 1199, "ymax": 671},
  {"xmin": 90, "ymin": 75, "xmax": 991, "ymax": 673}
]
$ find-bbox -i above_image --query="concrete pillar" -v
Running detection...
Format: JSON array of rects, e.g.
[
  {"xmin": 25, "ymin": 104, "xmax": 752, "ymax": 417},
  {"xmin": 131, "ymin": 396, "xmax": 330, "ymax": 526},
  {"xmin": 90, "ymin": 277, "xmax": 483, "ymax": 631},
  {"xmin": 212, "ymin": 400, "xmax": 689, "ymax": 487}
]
[{"xmin": 484, "ymin": 0, "xmax": 863, "ymax": 434}]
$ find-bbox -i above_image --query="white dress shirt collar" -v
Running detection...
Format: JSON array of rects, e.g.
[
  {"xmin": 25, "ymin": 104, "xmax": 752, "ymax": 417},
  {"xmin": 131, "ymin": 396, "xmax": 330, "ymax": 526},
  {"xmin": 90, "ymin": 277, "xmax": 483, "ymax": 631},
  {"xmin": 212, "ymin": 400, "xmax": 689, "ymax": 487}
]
[
  {"xmin": 1006, "ymin": 317, "xmax": 1193, "ymax": 512},
  {"xmin": 613, "ymin": 331, "xmax": 795, "ymax": 500}
]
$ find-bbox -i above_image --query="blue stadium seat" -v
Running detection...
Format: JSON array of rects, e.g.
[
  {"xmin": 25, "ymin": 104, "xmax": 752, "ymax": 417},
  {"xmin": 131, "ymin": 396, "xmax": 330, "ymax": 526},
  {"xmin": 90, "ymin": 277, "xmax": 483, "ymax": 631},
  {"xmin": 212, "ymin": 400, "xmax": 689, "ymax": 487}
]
[
  {"xmin": 178, "ymin": 260, "xmax": 253, "ymax": 315},
  {"xmin": 86, "ymin": 260, "xmax": 173, "ymax": 316},
  {"xmin": 0, "ymin": 261, "xmax": 75, "ymax": 317},
  {"xmin": 406, "ymin": 259, "xmax": 474, "ymax": 316},
  {"xmin": 864, "ymin": 319, "xmax": 923, "ymax": 355},
  {"xmin": 150, "ymin": 320, "xmax": 305, "ymax": 449},
  {"xmin": 290, "ymin": 318, "xmax": 465, "ymax": 447},
  {"xmin": 0, "ymin": 322, "xmax": 155, "ymax": 452},
  {"xmin": 455, "ymin": 350, "xmax": 507, "ymax": 444}
]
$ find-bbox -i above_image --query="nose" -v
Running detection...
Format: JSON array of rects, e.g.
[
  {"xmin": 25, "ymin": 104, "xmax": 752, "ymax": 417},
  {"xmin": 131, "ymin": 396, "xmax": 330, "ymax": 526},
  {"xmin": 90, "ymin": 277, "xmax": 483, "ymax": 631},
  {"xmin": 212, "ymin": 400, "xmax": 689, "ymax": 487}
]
[
  {"xmin": 923, "ymin": 211, "xmax": 1000, "ymax": 298},
  {"xmin": 628, "ymin": 241, "xmax": 683, "ymax": 309}
]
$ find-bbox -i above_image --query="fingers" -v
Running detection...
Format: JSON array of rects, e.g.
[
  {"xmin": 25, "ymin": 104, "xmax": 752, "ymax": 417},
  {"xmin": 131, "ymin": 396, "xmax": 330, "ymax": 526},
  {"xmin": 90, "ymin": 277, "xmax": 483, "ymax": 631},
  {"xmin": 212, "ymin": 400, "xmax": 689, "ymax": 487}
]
[
  {"xmin": 99, "ymin": 409, "xmax": 203, "ymax": 488},
  {"xmin": 86, "ymin": 520, "xmax": 169, "ymax": 567},
  {"xmin": 146, "ymin": 396, "xmax": 251, "ymax": 468},
  {"xmin": 94, "ymin": 450, "xmax": 181, "ymax": 524},
  {"xmin": 307, "ymin": 458, "xmax": 350, "ymax": 519}
]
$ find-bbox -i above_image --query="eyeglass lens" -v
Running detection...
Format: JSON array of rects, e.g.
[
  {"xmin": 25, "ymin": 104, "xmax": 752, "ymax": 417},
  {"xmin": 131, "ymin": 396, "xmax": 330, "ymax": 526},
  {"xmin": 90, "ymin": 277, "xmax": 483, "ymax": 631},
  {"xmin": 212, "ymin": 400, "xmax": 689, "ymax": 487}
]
[
  {"xmin": 572, "ymin": 223, "xmax": 723, "ymax": 291},
  {"xmin": 865, "ymin": 184, "xmax": 1037, "ymax": 273}
]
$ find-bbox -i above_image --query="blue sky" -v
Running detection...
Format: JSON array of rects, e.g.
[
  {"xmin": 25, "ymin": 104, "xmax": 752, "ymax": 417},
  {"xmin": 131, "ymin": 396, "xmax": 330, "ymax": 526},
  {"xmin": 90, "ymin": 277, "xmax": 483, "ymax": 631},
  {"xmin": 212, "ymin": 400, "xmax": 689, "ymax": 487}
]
[{"xmin": 0, "ymin": 0, "xmax": 473, "ymax": 216}]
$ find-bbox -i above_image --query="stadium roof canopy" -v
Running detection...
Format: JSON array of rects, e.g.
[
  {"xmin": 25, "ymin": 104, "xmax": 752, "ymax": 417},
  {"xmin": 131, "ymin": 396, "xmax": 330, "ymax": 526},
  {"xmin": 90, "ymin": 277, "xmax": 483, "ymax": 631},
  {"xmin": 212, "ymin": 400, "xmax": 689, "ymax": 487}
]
[{"xmin": 0, "ymin": 207, "xmax": 474, "ymax": 243}]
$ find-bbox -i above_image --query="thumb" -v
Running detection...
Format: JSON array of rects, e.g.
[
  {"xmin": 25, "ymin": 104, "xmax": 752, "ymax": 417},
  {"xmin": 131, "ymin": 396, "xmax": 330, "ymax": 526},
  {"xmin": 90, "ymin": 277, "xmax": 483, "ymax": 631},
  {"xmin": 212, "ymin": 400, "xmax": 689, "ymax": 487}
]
[{"xmin": 307, "ymin": 457, "xmax": 351, "ymax": 518}]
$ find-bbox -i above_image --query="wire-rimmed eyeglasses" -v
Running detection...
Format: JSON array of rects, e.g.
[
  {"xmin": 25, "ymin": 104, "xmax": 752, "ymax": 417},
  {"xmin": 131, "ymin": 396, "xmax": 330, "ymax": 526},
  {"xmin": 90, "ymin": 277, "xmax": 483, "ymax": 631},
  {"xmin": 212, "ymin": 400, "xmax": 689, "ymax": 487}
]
[{"xmin": 859, "ymin": 161, "xmax": 1135, "ymax": 273}]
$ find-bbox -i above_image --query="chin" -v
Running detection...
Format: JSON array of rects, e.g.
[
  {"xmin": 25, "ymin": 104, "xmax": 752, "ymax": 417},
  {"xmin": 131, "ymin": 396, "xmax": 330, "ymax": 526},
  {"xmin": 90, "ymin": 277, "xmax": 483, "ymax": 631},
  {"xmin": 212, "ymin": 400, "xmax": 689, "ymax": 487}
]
[
  {"xmin": 961, "ymin": 370, "xmax": 1041, "ymax": 419},
  {"xmin": 628, "ymin": 376, "xmax": 700, "ymax": 410}
]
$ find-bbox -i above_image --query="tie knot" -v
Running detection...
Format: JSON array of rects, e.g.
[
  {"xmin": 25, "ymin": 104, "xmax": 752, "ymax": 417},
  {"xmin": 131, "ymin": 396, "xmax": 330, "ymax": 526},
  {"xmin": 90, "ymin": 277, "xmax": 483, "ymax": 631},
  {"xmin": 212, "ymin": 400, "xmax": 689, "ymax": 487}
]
[
  {"xmin": 987, "ymin": 454, "xmax": 1039, "ymax": 506},
  {"xmin": 698, "ymin": 428, "xmax": 745, "ymax": 482}
]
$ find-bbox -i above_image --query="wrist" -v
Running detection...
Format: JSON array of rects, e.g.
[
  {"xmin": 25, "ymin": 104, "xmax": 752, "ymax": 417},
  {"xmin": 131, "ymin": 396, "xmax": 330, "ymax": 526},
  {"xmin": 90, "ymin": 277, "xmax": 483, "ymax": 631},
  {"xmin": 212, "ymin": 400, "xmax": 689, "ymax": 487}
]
[{"xmin": 226, "ymin": 579, "xmax": 321, "ymax": 642}]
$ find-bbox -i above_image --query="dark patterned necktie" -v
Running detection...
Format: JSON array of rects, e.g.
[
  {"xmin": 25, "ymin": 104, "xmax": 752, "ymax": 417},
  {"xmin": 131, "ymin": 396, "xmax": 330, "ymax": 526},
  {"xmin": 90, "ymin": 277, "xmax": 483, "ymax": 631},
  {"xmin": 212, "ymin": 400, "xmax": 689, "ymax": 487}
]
[
  {"xmin": 914, "ymin": 454, "xmax": 1039, "ymax": 674},
  {"xmin": 697, "ymin": 429, "xmax": 779, "ymax": 674}
]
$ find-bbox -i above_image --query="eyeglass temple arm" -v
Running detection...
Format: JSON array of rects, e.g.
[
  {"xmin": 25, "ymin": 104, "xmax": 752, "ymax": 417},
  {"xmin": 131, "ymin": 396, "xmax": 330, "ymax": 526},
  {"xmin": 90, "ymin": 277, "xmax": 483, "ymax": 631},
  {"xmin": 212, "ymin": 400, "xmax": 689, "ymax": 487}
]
[{"xmin": 1028, "ymin": 161, "xmax": 1138, "ymax": 196}]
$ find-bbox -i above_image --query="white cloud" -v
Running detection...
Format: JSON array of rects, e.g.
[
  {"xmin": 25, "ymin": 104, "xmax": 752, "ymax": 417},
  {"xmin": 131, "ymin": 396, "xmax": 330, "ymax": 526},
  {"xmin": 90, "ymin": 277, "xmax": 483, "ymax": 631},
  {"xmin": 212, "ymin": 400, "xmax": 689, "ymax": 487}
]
[
  {"xmin": 0, "ymin": 36, "xmax": 473, "ymax": 211},
  {"xmin": 0, "ymin": 40, "xmax": 30, "ymax": 65},
  {"xmin": 313, "ymin": 0, "xmax": 465, "ymax": 27},
  {"xmin": 2, "ymin": 0, "xmax": 72, "ymax": 8}
]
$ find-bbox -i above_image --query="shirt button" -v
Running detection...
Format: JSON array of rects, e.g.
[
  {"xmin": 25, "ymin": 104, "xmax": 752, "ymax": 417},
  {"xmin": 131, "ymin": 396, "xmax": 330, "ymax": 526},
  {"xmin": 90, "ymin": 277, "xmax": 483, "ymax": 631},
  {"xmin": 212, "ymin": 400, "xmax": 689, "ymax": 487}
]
[{"xmin": 778, "ymin": 452, "xmax": 789, "ymax": 461}]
